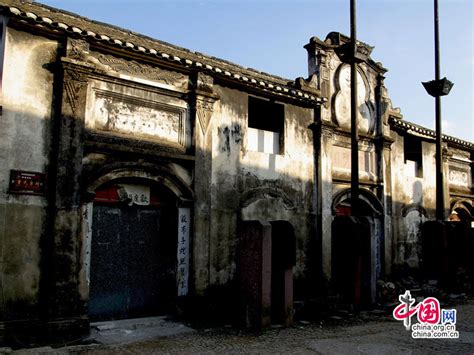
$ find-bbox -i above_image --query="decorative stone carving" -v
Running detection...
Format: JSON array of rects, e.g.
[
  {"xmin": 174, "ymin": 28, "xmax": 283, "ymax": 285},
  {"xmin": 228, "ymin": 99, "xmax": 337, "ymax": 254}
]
[
  {"xmin": 91, "ymin": 90, "xmax": 189, "ymax": 148},
  {"xmin": 93, "ymin": 54, "xmax": 187, "ymax": 87},
  {"xmin": 449, "ymin": 169, "xmax": 469, "ymax": 187},
  {"xmin": 67, "ymin": 38, "xmax": 90, "ymax": 61},
  {"xmin": 333, "ymin": 64, "xmax": 375, "ymax": 135},
  {"xmin": 196, "ymin": 97, "xmax": 215, "ymax": 135},
  {"xmin": 63, "ymin": 68, "xmax": 88, "ymax": 116},
  {"xmin": 66, "ymin": 38, "xmax": 188, "ymax": 88},
  {"xmin": 295, "ymin": 74, "xmax": 320, "ymax": 95},
  {"xmin": 196, "ymin": 72, "xmax": 214, "ymax": 93},
  {"xmin": 328, "ymin": 55, "xmax": 338, "ymax": 71},
  {"xmin": 317, "ymin": 51, "xmax": 330, "ymax": 106}
]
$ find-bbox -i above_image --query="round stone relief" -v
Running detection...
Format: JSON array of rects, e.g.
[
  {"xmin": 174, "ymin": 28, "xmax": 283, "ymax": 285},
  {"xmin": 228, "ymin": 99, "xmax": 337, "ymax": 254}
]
[{"xmin": 333, "ymin": 64, "xmax": 374, "ymax": 135}]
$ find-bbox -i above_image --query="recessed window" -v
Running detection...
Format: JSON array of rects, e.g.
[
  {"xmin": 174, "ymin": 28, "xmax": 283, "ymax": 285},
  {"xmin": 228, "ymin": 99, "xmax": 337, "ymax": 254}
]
[
  {"xmin": 404, "ymin": 135, "xmax": 423, "ymax": 178},
  {"xmin": 247, "ymin": 96, "xmax": 284, "ymax": 154}
]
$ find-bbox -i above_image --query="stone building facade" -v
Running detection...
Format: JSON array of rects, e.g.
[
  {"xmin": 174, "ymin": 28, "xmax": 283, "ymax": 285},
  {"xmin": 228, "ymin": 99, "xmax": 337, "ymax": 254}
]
[{"xmin": 0, "ymin": 0, "xmax": 472, "ymax": 344}]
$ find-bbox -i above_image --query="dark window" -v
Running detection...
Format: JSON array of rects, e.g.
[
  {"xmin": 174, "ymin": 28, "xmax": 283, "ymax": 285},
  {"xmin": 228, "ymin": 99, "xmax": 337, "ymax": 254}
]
[
  {"xmin": 248, "ymin": 96, "xmax": 284, "ymax": 133},
  {"xmin": 404, "ymin": 135, "xmax": 423, "ymax": 178},
  {"xmin": 248, "ymin": 96, "xmax": 284, "ymax": 154}
]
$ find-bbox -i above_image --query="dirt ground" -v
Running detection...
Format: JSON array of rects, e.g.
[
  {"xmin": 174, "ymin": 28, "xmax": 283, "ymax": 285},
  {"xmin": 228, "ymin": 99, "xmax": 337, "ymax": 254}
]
[{"xmin": 11, "ymin": 298, "xmax": 473, "ymax": 354}]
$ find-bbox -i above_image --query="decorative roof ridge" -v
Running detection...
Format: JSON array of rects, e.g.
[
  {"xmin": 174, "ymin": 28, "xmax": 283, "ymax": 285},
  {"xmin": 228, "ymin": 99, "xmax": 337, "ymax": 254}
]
[
  {"xmin": 389, "ymin": 117, "xmax": 473, "ymax": 149},
  {"xmin": 1, "ymin": 0, "xmax": 321, "ymax": 103},
  {"xmin": 305, "ymin": 32, "xmax": 387, "ymax": 73}
]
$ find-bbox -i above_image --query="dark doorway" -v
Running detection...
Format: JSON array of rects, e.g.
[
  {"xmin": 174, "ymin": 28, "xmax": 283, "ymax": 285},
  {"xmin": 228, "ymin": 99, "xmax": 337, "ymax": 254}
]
[
  {"xmin": 89, "ymin": 182, "xmax": 177, "ymax": 321},
  {"xmin": 270, "ymin": 221, "xmax": 295, "ymax": 325},
  {"xmin": 332, "ymin": 215, "xmax": 371, "ymax": 306},
  {"xmin": 238, "ymin": 220, "xmax": 296, "ymax": 329}
]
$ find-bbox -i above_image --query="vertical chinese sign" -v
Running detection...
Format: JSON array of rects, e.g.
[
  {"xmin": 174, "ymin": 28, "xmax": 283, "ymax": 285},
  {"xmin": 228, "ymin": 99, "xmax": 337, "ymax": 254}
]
[
  {"xmin": 82, "ymin": 202, "xmax": 93, "ymax": 285},
  {"xmin": 177, "ymin": 208, "xmax": 190, "ymax": 296}
]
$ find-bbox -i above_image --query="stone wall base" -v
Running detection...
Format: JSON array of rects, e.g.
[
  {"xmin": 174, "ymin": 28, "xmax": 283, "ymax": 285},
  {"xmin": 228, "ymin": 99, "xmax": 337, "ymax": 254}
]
[{"xmin": 0, "ymin": 317, "xmax": 89, "ymax": 349}]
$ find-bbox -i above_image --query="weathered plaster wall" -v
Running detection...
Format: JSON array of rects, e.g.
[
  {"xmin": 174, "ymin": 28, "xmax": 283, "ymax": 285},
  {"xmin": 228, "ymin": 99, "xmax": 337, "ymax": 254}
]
[
  {"xmin": 209, "ymin": 84, "xmax": 314, "ymax": 291},
  {"xmin": 391, "ymin": 132, "xmax": 436, "ymax": 268},
  {"xmin": 0, "ymin": 28, "xmax": 57, "ymax": 319}
]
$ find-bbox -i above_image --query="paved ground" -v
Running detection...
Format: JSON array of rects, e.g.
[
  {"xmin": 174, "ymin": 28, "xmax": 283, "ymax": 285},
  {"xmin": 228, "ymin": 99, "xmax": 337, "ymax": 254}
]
[{"xmin": 9, "ymin": 300, "xmax": 474, "ymax": 354}]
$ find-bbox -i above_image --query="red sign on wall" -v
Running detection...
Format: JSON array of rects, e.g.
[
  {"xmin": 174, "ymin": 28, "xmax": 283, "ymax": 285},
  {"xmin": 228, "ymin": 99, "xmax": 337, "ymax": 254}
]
[{"xmin": 9, "ymin": 170, "xmax": 46, "ymax": 196}]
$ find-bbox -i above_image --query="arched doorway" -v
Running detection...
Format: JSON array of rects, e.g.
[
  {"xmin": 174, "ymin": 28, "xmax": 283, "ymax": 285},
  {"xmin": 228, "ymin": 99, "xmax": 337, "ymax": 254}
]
[
  {"xmin": 447, "ymin": 200, "xmax": 474, "ymax": 290},
  {"xmin": 88, "ymin": 178, "xmax": 179, "ymax": 321},
  {"xmin": 331, "ymin": 189, "xmax": 383, "ymax": 306}
]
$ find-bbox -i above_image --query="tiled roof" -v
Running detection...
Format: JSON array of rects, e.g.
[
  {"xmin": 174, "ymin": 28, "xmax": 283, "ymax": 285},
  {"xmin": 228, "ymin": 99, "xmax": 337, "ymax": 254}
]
[
  {"xmin": 1, "ymin": 0, "xmax": 322, "ymax": 104},
  {"xmin": 389, "ymin": 117, "xmax": 473, "ymax": 150}
]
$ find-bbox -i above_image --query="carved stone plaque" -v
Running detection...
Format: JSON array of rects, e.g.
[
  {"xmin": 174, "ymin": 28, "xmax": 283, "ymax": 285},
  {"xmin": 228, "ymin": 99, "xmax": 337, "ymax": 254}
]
[
  {"xmin": 449, "ymin": 169, "xmax": 469, "ymax": 187},
  {"xmin": 91, "ymin": 89, "xmax": 189, "ymax": 148}
]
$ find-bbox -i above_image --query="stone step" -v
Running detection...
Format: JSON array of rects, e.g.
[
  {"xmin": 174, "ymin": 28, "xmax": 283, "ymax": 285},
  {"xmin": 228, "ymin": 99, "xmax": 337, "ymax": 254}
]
[{"xmin": 91, "ymin": 316, "xmax": 169, "ymax": 331}]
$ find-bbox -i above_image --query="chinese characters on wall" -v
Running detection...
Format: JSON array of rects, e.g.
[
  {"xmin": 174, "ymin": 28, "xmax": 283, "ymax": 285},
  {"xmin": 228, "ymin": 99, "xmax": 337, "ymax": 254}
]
[
  {"xmin": 177, "ymin": 207, "xmax": 190, "ymax": 296},
  {"xmin": 121, "ymin": 184, "xmax": 150, "ymax": 205}
]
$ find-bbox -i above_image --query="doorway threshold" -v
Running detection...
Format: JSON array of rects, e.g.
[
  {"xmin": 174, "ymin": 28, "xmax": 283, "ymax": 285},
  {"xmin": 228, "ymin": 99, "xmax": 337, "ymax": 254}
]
[{"xmin": 87, "ymin": 316, "xmax": 195, "ymax": 345}]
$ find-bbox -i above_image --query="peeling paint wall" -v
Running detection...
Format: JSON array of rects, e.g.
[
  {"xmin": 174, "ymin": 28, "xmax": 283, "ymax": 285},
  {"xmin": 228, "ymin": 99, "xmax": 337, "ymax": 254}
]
[
  {"xmin": 389, "ymin": 130, "xmax": 474, "ymax": 270},
  {"xmin": 0, "ymin": 28, "xmax": 58, "ymax": 319},
  {"xmin": 390, "ymin": 132, "xmax": 441, "ymax": 268},
  {"xmin": 209, "ymin": 84, "xmax": 314, "ymax": 292}
]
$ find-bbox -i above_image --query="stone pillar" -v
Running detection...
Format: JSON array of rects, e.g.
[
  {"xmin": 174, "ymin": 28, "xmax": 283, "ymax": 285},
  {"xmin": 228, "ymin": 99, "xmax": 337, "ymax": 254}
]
[
  {"xmin": 320, "ymin": 125, "xmax": 334, "ymax": 281},
  {"xmin": 382, "ymin": 141, "xmax": 393, "ymax": 275},
  {"xmin": 192, "ymin": 72, "xmax": 218, "ymax": 295},
  {"xmin": 44, "ymin": 39, "xmax": 90, "ymax": 337},
  {"xmin": 375, "ymin": 73, "xmax": 394, "ymax": 275}
]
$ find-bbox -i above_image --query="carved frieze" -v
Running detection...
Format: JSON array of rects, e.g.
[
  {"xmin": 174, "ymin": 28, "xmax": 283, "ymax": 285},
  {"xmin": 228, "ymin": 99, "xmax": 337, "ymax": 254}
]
[
  {"xmin": 93, "ymin": 54, "xmax": 188, "ymax": 88},
  {"xmin": 66, "ymin": 38, "xmax": 188, "ymax": 89},
  {"xmin": 90, "ymin": 89, "xmax": 190, "ymax": 148},
  {"xmin": 449, "ymin": 169, "xmax": 469, "ymax": 187}
]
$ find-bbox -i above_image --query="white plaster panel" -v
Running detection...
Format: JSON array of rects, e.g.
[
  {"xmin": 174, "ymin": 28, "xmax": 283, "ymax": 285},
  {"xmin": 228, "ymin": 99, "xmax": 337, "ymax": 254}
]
[
  {"xmin": 86, "ymin": 80, "xmax": 190, "ymax": 148},
  {"xmin": 331, "ymin": 145, "xmax": 376, "ymax": 179},
  {"xmin": 334, "ymin": 65, "xmax": 374, "ymax": 134}
]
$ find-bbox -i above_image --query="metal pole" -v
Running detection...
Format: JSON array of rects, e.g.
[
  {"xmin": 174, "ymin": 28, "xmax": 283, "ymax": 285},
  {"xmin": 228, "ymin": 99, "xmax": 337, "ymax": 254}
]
[
  {"xmin": 350, "ymin": 0, "xmax": 359, "ymax": 216},
  {"xmin": 434, "ymin": 0, "xmax": 444, "ymax": 220}
]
